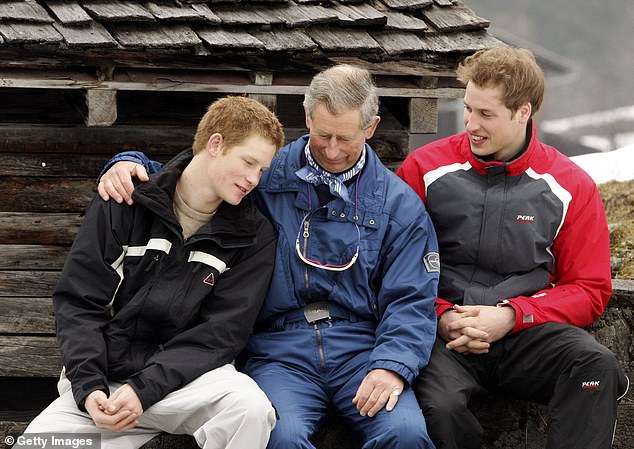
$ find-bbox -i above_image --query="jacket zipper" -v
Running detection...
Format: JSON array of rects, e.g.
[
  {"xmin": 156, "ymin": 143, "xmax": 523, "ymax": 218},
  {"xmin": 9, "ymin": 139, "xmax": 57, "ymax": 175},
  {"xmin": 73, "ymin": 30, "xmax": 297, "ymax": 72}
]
[
  {"xmin": 313, "ymin": 323, "xmax": 326, "ymax": 370},
  {"xmin": 303, "ymin": 218, "xmax": 310, "ymax": 289},
  {"xmin": 304, "ymin": 218, "xmax": 326, "ymax": 369}
]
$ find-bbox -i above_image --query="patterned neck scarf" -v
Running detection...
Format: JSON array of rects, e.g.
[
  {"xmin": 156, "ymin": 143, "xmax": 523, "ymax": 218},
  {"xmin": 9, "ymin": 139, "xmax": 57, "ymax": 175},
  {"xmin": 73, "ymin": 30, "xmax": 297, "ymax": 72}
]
[{"xmin": 295, "ymin": 142, "xmax": 366, "ymax": 203}]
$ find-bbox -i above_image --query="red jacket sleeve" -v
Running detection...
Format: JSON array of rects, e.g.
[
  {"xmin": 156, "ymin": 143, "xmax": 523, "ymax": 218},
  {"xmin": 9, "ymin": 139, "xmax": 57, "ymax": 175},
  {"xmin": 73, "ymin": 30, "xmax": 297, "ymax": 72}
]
[{"xmin": 503, "ymin": 176, "xmax": 612, "ymax": 332}]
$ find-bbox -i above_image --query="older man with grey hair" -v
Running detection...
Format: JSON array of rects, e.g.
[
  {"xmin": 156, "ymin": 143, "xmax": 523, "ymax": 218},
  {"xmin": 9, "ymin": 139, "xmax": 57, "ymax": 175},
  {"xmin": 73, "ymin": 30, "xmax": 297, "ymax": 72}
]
[{"xmin": 98, "ymin": 65, "xmax": 439, "ymax": 449}]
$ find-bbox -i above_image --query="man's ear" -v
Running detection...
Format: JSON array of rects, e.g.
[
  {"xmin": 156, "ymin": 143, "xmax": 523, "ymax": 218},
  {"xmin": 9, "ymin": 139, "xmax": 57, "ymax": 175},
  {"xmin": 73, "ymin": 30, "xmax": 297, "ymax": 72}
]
[
  {"xmin": 207, "ymin": 133, "xmax": 224, "ymax": 156},
  {"xmin": 517, "ymin": 103, "xmax": 532, "ymax": 124},
  {"xmin": 364, "ymin": 116, "xmax": 381, "ymax": 140}
]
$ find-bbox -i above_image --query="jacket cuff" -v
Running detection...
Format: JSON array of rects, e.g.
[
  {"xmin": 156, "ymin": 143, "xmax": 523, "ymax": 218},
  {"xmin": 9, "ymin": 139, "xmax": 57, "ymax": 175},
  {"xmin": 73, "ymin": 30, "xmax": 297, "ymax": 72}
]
[
  {"xmin": 98, "ymin": 151, "xmax": 150, "ymax": 180},
  {"xmin": 435, "ymin": 297, "xmax": 454, "ymax": 318},
  {"xmin": 367, "ymin": 360, "xmax": 415, "ymax": 385},
  {"xmin": 126, "ymin": 374, "xmax": 155, "ymax": 411},
  {"xmin": 499, "ymin": 298, "xmax": 534, "ymax": 332},
  {"xmin": 76, "ymin": 383, "xmax": 109, "ymax": 412}
]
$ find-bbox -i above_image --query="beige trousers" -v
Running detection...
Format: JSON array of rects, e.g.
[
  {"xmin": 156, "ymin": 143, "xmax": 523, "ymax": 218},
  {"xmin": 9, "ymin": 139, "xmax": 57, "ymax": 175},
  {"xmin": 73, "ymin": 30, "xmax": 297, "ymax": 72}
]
[{"xmin": 19, "ymin": 364, "xmax": 275, "ymax": 449}]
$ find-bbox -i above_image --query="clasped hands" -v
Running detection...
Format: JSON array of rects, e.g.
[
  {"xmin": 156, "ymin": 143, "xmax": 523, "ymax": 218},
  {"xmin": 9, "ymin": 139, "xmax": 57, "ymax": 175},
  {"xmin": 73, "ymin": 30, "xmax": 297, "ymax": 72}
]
[
  {"xmin": 84, "ymin": 384, "xmax": 143, "ymax": 432},
  {"xmin": 439, "ymin": 304, "xmax": 516, "ymax": 354}
]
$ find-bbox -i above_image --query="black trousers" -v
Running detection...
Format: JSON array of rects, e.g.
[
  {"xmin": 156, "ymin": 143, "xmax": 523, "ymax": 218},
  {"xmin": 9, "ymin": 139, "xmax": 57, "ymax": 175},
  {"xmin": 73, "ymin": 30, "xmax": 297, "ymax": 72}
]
[{"xmin": 413, "ymin": 323, "xmax": 628, "ymax": 449}]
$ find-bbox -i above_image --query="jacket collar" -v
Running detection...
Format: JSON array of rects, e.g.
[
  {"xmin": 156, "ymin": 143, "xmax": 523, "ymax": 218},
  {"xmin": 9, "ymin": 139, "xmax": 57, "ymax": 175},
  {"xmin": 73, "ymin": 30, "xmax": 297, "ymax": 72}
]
[
  {"xmin": 133, "ymin": 149, "xmax": 259, "ymax": 247},
  {"xmin": 462, "ymin": 120, "xmax": 539, "ymax": 176},
  {"xmin": 260, "ymin": 135, "xmax": 386, "ymax": 216}
]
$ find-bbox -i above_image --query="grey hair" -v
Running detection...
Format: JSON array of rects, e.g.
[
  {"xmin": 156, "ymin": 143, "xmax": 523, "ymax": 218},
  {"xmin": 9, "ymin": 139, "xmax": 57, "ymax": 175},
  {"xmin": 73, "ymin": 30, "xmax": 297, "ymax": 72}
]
[{"xmin": 303, "ymin": 64, "xmax": 379, "ymax": 130}]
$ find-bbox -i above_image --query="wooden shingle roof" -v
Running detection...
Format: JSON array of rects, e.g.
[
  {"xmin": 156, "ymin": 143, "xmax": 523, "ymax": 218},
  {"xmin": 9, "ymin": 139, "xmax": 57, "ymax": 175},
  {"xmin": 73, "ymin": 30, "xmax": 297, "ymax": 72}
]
[
  {"xmin": 0, "ymin": 0, "xmax": 502, "ymax": 75},
  {"xmin": 0, "ymin": 0, "xmax": 503, "ymax": 135}
]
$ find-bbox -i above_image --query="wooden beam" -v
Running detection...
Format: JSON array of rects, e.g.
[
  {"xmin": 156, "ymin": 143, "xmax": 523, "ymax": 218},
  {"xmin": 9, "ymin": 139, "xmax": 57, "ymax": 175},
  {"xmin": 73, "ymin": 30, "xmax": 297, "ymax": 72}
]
[
  {"xmin": 0, "ymin": 336, "xmax": 62, "ymax": 377},
  {"xmin": 0, "ymin": 271, "xmax": 60, "ymax": 297},
  {"xmin": 0, "ymin": 245, "xmax": 68, "ymax": 270},
  {"xmin": 0, "ymin": 177, "xmax": 95, "ymax": 213},
  {"xmin": 85, "ymin": 89, "xmax": 118, "ymax": 126},
  {"xmin": 409, "ymin": 98, "xmax": 438, "ymax": 133},
  {"xmin": 0, "ymin": 68, "xmax": 464, "ymax": 98},
  {"xmin": 63, "ymin": 89, "xmax": 118, "ymax": 127},
  {"xmin": 0, "ymin": 297, "xmax": 55, "ymax": 334},
  {"xmin": 0, "ymin": 152, "xmax": 109, "ymax": 177},
  {"xmin": 0, "ymin": 212, "xmax": 83, "ymax": 245},
  {"xmin": 249, "ymin": 71, "xmax": 277, "ymax": 112}
]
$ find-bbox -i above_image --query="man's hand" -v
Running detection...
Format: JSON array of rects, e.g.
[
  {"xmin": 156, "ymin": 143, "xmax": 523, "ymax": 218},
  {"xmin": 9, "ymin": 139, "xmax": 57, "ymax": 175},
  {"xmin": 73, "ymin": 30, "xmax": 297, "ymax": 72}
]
[
  {"xmin": 98, "ymin": 161, "xmax": 148, "ymax": 205},
  {"xmin": 84, "ymin": 389, "xmax": 140, "ymax": 432},
  {"xmin": 443, "ymin": 305, "xmax": 516, "ymax": 354},
  {"xmin": 101, "ymin": 384, "xmax": 144, "ymax": 419},
  {"xmin": 438, "ymin": 308, "xmax": 490, "ymax": 354},
  {"xmin": 352, "ymin": 369, "xmax": 404, "ymax": 418}
]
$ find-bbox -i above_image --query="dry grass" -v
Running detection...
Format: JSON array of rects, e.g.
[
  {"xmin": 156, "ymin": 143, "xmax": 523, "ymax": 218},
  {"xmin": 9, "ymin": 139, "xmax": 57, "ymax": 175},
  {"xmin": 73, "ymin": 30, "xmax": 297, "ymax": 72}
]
[{"xmin": 599, "ymin": 180, "xmax": 634, "ymax": 279}]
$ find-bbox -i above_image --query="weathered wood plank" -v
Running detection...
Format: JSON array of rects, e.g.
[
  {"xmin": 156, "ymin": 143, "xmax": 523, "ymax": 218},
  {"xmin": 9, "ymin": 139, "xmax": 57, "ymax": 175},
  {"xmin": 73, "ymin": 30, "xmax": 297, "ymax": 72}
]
[
  {"xmin": 417, "ymin": 31, "xmax": 504, "ymax": 53},
  {"xmin": 379, "ymin": 0, "xmax": 433, "ymax": 11},
  {"xmin": 409, "ymin": 97, "xmax": 438, "ymax": 133},
  {"xmin": 196, "ymin": 27, "xmax": 265, "ymax": 49},
  {"xmin": 63, "ymin": 89, "xmax": 118, "ymax": 127},
  {"xmin": 371, "ymin": 31, "xmax": 425, "ymax": 54},
  {"xmin": 0, "ymin": 213, "xmax": 83, "ymax": 245},
  {"xmin": 188, "ymin": 4, "xmax": 221, "ymax": 24},
  {"xmin": 0, "ymin": 178, "xmax": 94, "ymax": 213},
  {"xmin": 422, "ymin": 4, "xmax": 489, "ymax": 32},
  {"xmin": 262, "ymin": 3, "xmax": 338, "ymax": 27},
  {"xmin": 85, "ymin": 89, "xmax": 118, "ymax": 126},
  {"xmin": 332, "ymin": 3, "xmax": 387, "ymax": 26},
  {"xmin": 0, "ymin": 245, "xmax": 68, "ymax": 270},
  {"xmin": 212, "ymin": 6, "xmax": 285, "ymax": 26},
  {"xmin": 53, "ymin": 21, "xmax": 118, "ymax": 47},
  {"xmin": 0, "ymin": 23, "xmax": 63, "ymax": 44},
  {"xmin": 79, "ymin": 0, "xmax": 155, "ymax": 22},
  {"xmin": 0, "ymin": 336, "xmax": 62, "ymax": 377},
  {"xmin": 46, "ymin": 0, "xmax": 93, "ymax": 25},
  {"xmin": 307, "ymin": 27, "xmax": 381, "ymax": 52},
  {"xmin": 110, "ymin": 23, "xmax": 201, "ymax": 48},
  {"xmin": 374, "ymin": 2, "xmax": 429, "ymax": 31},
  {"xmin": 0, "ymin": 152, "xmax": 108, "ymax": 177},
  {"xmin": 0, "ymin": 297, "xmax": 55, "ymax": 334},
  {"xmin": 0, "ymin": 124, "xmax": 194, "ymax": 153},
  {"xmin": 0, "ymin": 0, "xmax": 54, "ymax": 22},
  {"xmin": 281, "ymin": 3, "xmax": 339, "ymax": 26},
  {"xmin": 250, "ymin": 29, "xmax": 317, "ymax": 52},
  {"xmin": 248, "ymin": 72, "xmax": 276, "ymax": 112},
  {"xmin": 145, "ymin": 1, "xmax": 205, "ymax": 21},
  {"xmin": 0, "ymin": 271, "xmax": 60, "ymax": 297}
]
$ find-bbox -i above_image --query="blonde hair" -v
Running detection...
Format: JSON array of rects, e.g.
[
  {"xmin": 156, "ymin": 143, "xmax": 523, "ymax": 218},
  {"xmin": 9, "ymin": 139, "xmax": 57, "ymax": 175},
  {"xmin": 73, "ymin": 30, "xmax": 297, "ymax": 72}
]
[
  {"xmin": 192, "ymin": 96, "xmax": 284, "ymax": 155},
  {"xmin": 457, "ymin": 47, "xmax": 545, "ymax": 117}
]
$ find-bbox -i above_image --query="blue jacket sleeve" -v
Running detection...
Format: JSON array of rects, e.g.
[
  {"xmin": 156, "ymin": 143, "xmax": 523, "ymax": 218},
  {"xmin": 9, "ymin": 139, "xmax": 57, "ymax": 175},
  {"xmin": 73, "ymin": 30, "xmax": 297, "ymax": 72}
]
[
  {"xmin": 367, "ymin": 194, "xmax": 439, "ymax": 384},
  {"xmin": 98, "ymin": 151, "xmax": 164, "ymax": 179}
]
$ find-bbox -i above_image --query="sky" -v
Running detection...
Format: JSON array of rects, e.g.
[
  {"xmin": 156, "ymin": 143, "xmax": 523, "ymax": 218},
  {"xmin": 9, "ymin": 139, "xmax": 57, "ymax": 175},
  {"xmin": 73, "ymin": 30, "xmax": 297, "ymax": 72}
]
[{"xmin": 467, "ymin": 0, "xmax": 634, "ymax": 150}]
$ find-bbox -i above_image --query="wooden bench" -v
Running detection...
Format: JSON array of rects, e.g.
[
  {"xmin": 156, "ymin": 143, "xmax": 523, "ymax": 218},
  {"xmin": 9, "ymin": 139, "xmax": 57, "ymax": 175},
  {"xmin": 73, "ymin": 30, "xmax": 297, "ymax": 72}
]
[{"xmin": 1, "ymin": 147, "xmax": 633, "ymax": 448}]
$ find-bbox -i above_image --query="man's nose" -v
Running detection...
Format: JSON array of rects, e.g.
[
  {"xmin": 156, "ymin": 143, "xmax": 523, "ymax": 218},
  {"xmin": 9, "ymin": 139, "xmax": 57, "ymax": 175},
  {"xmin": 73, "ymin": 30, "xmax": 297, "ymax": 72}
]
[{"xmin": 246, "ymin": 168, "xmax": 260, "ymax": 186}]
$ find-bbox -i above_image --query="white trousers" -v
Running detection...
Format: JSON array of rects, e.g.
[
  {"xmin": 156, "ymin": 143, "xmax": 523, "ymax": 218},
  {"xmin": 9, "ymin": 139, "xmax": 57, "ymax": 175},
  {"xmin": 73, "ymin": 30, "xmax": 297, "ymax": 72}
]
[{"xmin": 19, "ymin": 364, "xmax": 276, "ymax": 449}]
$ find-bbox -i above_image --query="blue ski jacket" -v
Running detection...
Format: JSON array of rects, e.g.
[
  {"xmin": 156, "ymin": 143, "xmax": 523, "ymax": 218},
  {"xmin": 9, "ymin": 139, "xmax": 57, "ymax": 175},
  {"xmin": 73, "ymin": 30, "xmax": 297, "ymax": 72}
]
[{"xmin": 106, "ymin": 135, "xmax": 439, "ymax": 383}]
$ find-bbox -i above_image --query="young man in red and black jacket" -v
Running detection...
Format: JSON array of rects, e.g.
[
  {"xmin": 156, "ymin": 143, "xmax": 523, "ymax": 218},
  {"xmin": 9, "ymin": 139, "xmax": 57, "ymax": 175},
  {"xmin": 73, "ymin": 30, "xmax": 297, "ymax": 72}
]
[{"xmin": 398, "ymin": 47, "xmax": 629, "ymax": 449}]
